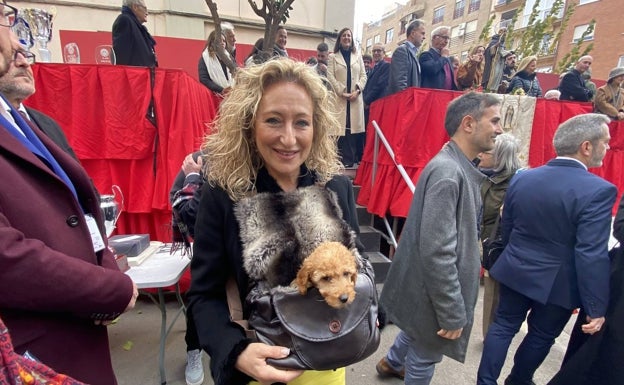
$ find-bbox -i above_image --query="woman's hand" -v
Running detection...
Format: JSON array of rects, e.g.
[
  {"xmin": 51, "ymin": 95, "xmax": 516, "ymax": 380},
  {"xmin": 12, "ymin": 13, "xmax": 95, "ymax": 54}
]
[
  {"xmin": 235, "ymin": 342, "xmax": 304, "ymax": 384},
  {"xmin": 342, "ymin": 92, "xmax": 352, "ymax": 100}
]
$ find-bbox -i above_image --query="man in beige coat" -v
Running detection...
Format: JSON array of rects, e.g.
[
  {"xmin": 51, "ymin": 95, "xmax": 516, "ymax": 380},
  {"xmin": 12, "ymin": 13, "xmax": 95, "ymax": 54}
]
[{"xmin": 327, "ymin": 27, "xmax": 367, "ymax": 167}]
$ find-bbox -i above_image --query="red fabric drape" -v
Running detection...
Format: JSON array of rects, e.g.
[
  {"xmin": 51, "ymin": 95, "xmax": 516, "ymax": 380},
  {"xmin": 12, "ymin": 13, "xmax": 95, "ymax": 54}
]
[
  {"xmin": 355, "ymin": 88, "xmax": 624, "ymax": 218},
  {"xmin": 26, "ymin": 64, "xmax": 220, "ymax": 241}
]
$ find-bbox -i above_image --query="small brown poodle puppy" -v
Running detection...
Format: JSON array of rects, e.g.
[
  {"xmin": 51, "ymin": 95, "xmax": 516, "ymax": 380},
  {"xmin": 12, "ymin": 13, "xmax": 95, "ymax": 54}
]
[{"xmin": 294, "ymin": 241, "xmax": 358, "ymax": 309}]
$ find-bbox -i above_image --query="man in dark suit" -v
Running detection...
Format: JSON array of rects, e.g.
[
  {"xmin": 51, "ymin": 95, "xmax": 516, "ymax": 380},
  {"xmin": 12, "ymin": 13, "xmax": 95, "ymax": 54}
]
[
  {"xmin": 363, "ymin": 43, "xmax": 390, "ymax": 111},
  {"xmin": 558, "ymin": 56, "xmax": 593, "ymax": 101},
  {"xmin": 361, "ymin": 43, "xmax": 390, "ymax": 160},
  {"xmin": 420, "ymin": 25, "xmax": 456, "ymax": 90},
  {"xmin": 386, "ymin": 19, "xmax": 425, "ymax": 96},
  {"xmin": 477, "ymin": 113, "xmax": 616, "ymax": 385},
  {"xmin": 112, "ymin": 0, "xmax": 157, "ymax": 67},
  {"xmin": 0, "ymin": 47, "xmax": 77, "ymax": 159},
  {"xmin": 0, "ymin": 6, "xmax": 138, "ymax": 384}
]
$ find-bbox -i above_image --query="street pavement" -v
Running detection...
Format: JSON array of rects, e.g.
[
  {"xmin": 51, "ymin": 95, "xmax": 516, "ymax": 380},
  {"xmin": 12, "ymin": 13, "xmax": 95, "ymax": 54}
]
[{"xmin": 109, "ymin": 284, "xmax": 575, "ymax": 385}]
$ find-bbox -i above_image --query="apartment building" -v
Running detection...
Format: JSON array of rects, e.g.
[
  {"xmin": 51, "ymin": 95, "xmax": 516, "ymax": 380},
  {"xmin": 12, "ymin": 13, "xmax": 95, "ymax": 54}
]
[
  {"xmin": 361, "ymin": 0, "xmax": 495, "ymax": 62},
  {"xmin": 361, "ymin": 0, "xmax": 622, "ymax": 80},
  {"xmin": 552, "ymin": 0, "xmax": 623, "ymax": 80}
]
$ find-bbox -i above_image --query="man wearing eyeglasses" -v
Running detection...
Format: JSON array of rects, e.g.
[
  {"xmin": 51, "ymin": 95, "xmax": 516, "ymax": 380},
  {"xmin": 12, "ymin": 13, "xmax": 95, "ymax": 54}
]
[
  {"xmin": 112, "ymin": 0, "xmax": 158, "ymax": 67},
  {"xmin": 420, "ymin": 26, "xmax": 457, "ymax": 90},
  {"xmin": 0, "ymin": 2, "xmax": 138, "ymax": 385},
  {"xmin": 0, "ymin": 49, "xmax": 78, "ymax": 159}
]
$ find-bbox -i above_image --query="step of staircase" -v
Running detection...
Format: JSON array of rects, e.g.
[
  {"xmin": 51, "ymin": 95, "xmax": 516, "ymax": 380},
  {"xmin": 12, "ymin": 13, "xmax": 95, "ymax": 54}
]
[
  {"xmin": 341, "ymin": 166, "xmax": 393, "ymax": 283},
  {"xmin": 359, "ymin": 225, "xmax": 382, "ymax": 252},
  {"xmin": 363, "ymin": 251, "xmax": 392, "ymax": 284}
]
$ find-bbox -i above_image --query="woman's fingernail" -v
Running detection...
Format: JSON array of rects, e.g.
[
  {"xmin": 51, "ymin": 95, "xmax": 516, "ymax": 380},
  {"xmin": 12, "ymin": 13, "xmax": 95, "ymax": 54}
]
[{"xmin": 280, "ymin": 348, "xmax": 290, "ymax": 356}]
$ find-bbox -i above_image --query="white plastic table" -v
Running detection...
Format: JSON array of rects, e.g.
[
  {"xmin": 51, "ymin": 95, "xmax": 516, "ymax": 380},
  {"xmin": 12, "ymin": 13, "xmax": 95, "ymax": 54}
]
[{"xmin": 125, "ymin": 244, "xmax": 191, "ymax": 385}]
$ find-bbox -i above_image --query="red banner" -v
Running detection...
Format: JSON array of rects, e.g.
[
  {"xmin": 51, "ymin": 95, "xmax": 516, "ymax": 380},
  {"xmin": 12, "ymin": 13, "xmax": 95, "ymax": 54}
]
[{"xmin": 355, "ymin": 88, "xmax": 623, "ymax": 218}]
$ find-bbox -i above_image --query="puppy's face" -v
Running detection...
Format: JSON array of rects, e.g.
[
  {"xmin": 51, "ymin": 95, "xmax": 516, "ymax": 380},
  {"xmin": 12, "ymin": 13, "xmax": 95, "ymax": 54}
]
[
  {"xmin": 309, "ymin": 267, "xmax": 357, "ymax": 308},
  {"xmin": 295, "ymin": 242, "xmax": 358, "ymax": 309}
]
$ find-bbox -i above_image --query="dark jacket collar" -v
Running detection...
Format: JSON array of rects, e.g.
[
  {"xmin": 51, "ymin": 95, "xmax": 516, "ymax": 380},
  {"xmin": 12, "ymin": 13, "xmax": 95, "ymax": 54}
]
[
  {"xmin": 254, "ymin": 165, "xmax": 317, "ymax": 193},
  {"xmin": 121, "ymin": 6, "xmax": 156, "ymax": 47},
  {"xmin": 547, "ymin": 157, "xmax": 587, "ymax": 170},
  {"xmin": 516, "ymin": 70, "xmax": 536, "ymax": 80}
]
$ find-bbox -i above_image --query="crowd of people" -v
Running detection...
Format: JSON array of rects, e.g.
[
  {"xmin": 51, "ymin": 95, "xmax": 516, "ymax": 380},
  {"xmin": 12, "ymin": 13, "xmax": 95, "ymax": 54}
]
[{"xmin": 2, "ymin": 1, "xmax": 623, "ymax": 385}]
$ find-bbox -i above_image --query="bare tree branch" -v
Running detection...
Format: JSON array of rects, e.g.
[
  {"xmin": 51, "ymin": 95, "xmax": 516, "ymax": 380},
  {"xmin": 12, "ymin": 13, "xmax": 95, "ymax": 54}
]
[{"xmin": 204, "ymin": 0, "xmax": 237, "ymax": 74}]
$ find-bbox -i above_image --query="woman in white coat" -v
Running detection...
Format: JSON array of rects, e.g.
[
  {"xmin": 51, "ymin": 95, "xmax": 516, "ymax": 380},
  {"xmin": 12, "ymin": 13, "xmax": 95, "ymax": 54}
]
[{"xmin": 327, "ymin": 27, "xmax": 367, "ymax": 167}]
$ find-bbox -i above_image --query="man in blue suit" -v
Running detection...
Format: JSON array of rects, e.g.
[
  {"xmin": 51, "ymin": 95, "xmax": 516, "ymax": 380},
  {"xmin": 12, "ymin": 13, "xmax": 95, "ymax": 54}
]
[
  {"xmin": 363, "ymin": 44, "xmax": 390, "ymax": 109},
  {"xmin": 420, "ymin": 26, "xmax": 456, "ymax": 90},
  {"xmin": 386, "ymin": 19, "xmax": 425, "ymax": 96},
  {"xmin": 477, "ymin": 113, "xmax": 617, "ymax": 385}
]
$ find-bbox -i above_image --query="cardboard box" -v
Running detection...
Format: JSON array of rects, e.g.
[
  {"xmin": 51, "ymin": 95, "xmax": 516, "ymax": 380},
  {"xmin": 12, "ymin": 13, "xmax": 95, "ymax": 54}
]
[{"xmin": 108, "ymin": 234, "xmax": 150, "ymax": 257}]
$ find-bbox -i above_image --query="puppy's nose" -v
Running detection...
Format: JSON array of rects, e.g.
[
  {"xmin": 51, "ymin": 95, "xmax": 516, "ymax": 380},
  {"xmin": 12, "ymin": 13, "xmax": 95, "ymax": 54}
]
[{"xmin": 339, "ymin": 294, "xmax": 349, "ymax": 303}]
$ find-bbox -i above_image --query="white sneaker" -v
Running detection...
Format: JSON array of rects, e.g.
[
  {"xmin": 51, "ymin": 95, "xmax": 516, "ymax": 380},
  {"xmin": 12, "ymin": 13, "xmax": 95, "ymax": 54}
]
[{"xmin": 185, "ymin": 349, "xmax": 204, "ymax": 385}]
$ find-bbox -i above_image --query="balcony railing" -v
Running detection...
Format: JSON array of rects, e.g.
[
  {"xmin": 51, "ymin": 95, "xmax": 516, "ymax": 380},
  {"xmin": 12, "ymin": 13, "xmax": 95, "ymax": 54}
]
[
  {"xmin": 453, "ymin": 6, "xmax": 464, "ymax": 19},
  {"xmin": 468, "ymin": 0, "xmax": 480, "ymax": 13}
]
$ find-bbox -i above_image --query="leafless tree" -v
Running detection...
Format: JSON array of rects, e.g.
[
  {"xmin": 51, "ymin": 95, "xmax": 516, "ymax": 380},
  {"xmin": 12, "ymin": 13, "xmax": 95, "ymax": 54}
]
[
  {"xmin": 248, "ymin": 0, "xmax": 295, "ymax": 60},
  {"xmin": 204, "ymin": 0, "xmax": 237, "ymax": 73},
  {"xmin": 203, "ymin": 0, "xmax": 295, "ymax": 69}
]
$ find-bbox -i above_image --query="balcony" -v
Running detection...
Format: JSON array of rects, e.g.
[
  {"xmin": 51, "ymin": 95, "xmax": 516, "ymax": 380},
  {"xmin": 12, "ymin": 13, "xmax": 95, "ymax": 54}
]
[
  {"xmin": 453, "ymin": 6, "xmax": 465, "ymax": 19},
  {"xmin": 468, "ymin": 0, "xmax": 480, "ymax": 13},
  {"xmin": 494, "ymin": 0, "xmax": 523, "ymax": 12}
]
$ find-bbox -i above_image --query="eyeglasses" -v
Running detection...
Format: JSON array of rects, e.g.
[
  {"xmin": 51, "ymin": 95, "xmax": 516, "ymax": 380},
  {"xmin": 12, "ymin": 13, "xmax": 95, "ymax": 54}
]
[
  {"xmin": 435, "ymin": 35, "xmax": 450, "ymax": 41},
  {"xmin": 372, "ymin": 49, "xmax": 384, "ymax": 53},
  {"xmin": 13, "ymin": 50, "xmax": 36, "ymax": 64},
  {"xmin": 0, "ymin": 3, "xmax": 17, "ymax": 27}
]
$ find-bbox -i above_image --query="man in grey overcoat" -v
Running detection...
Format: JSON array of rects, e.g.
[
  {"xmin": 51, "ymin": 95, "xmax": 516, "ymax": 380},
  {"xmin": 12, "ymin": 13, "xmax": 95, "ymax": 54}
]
[{"xmin": 377, "ymin": 92, "xmax": 503, "ymax": 385}]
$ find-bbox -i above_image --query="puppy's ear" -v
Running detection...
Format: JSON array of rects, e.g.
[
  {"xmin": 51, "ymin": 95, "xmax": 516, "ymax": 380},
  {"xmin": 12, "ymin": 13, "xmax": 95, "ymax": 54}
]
[
  {"xmin": 295, "ymin": 264, "xmax": 312, "ymax": 295},
  {"xmin": 350, "ymin": 271, "xmax": 358, "ymax": 285}
]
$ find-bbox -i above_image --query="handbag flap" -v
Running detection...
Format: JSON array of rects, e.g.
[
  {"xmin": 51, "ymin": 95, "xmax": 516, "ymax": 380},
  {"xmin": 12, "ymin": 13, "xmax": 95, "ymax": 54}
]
[{"xmin": 271, "ymin": 273, "xmax": 374, "ymax": 342}]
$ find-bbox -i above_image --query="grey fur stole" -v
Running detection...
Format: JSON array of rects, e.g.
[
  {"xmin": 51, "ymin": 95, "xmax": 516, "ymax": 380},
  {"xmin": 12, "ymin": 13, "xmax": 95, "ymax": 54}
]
[{"xmin": 234, "ymin": 185, "xmax": 361, "ymax": 287}]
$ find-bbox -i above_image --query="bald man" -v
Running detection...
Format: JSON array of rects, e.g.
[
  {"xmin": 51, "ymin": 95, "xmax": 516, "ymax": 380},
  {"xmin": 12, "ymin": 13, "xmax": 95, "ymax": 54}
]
[{"xmin": 559, "ymin": 55, "xmax": 594, "ymax": 102}]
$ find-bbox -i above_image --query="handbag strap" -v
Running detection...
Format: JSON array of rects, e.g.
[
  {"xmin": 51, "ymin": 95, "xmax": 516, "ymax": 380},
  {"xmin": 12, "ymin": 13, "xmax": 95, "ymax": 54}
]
[
  {"xmin": 488, "ymin": 212, "xmax": 501, "ymax": 241},
  {"xmin": 226, "ymin": 276, "xmax": 257, "ymax": 339}
]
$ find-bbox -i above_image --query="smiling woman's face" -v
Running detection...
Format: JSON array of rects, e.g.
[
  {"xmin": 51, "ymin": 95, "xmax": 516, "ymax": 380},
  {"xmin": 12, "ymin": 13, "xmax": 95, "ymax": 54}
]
[{"xmin": 254, "ymin": 81, "xmax": 314, "ymax": 191}]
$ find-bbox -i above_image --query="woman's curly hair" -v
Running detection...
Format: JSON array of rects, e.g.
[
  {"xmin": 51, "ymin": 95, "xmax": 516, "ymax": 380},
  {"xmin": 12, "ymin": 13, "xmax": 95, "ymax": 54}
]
[{"xmin": 202, "ymin": 58, "xmax": 342, "ymax": 201}]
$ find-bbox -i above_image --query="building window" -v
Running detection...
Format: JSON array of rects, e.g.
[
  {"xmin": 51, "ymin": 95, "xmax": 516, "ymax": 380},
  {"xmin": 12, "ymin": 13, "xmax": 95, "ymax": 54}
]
[
  {"xmin": 374, "ymin": 34, "xmax": 381, "ymax": 44},
  {"xmin": 400, "ymin": 12, "xmax": 418, "ymax": 34},
  {"xmin": 386, "ymin": 28, "xmax": 394, "ymax": 44},
  {"xmin": 619, "ymin": 55, "xmax": 624, "ymax": 67},
  {"xmin": 468, "ymin": 0, "xmax": 480, "ymax": 13},
  {"xmin": 464, "ymin": 19, "xmax": 477, "ymax": 42},
  {"xmin": 366, "ymin": 38, "xmax": 373, "ymax": 48},
  {"xmin": 572, "ymin": 24, "xmax": 594, "ymax": 43},
  {"xmin": 521, "ymin": 0, "xmax": 564, "ymax": 27},
  {"xmin": 454, "ymin": 0, "xmax": 465, "ymax": 19},
  {"xmin": 500, "ymin": 9, "xmax": 516, "ymax": 29},
  {"xmin": 539, "ymin": 33, "xmax": 551, "ymax": 55},
  {"xmin": 579, "ymin": 0, "xmax": 598, "ymax": 4},
  {"xmin": 433, "ymin": 6, "xmax": 445, "ymax": 24},
  {"xmin": 460, "ymin": 50, "xmax": 469, "ymax": 63}
]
